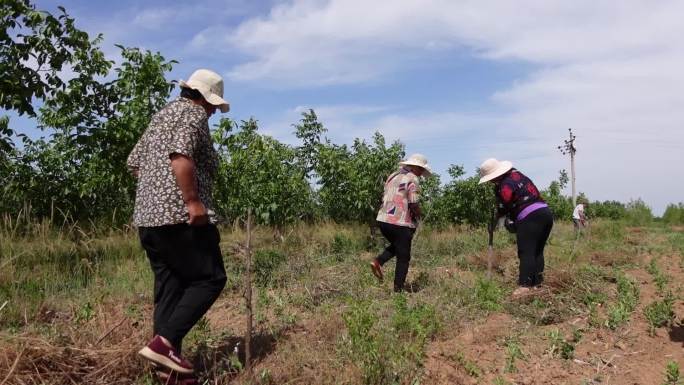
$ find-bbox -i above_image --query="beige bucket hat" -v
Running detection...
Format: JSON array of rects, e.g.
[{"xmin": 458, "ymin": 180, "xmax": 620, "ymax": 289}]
[
  {"xmin": 179, "ymin": 69, "xmax": 230, "ymax": 113},
  {"xmin": 478, "ymin": 158, "xmax": 513, "ymax": 184},
  {"xmin": 400, "ymin": 153, "xmax": 432, "ymax": 176}
]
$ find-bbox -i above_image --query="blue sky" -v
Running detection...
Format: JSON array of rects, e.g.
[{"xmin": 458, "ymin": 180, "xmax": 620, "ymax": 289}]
[{"xmin": 12, "ymin": 0, "xmax": 684, "ymax": 214}]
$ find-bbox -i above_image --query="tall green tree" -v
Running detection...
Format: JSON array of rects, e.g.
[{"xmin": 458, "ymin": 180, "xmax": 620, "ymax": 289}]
[
  {"xmin": 1, "ymin": 0, "xmax": 113, "ymax": 165},
  {"xmin": 294, "ymin": 109, "xmax": 327, "ymax": 178},
  {"xmin": 315, "ymin": 132, "xmax": 405, "ymax": 225},
  {"xmin": 3, "ymin": 45, "xmax": 175, "ymax": 221},
  {"xmin": 213, "ymin": 118, "xmax": 315, "ymax": 228},
  {"xmin": 428, "ymin": 165, "xmax": 495, "ymax": 227}
]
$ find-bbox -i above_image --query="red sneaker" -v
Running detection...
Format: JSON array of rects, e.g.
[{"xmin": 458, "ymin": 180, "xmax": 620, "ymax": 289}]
[
  {"xmin": 139, "ymin": 335, "xmax": 194, "ymax": 374},
  {"xmin": 370, "ymin": 260, "xmax": 384, "ymax": 281}
]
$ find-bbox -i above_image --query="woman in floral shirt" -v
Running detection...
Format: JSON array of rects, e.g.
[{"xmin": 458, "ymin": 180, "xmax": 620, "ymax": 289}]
[
  {"xmin": 479, "ymin": 158, "xmax": 553, "ymax": 298},
  {"xmin": 371, "ymin": 154, "xmax": 432, "ymax": 292},
  {"xmin": 128, "ymin": 69, "xmax": 229, "ymax": 383}
]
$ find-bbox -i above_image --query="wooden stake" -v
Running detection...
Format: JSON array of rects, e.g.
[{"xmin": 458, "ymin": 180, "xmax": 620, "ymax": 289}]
[
  {"xmin": 487, "ymin": 213, "xmax": 495, "ymax": 278},
  {"xmin": 487, "ymin": 229, "xmax": 494, "ymax": 278},
  {"xmin": 244, "ymin": 208, "xmax": 254, "ymax": 378}
]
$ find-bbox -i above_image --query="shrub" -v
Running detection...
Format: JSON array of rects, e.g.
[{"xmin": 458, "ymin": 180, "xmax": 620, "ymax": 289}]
[
  {"xmin": 253, "ymin": 249, "xmax": 287, "ymax": 287},
  {"xmin": 624, "ymin": 198, "xmax": 653, "ymax": 226},
  {"xmin": 587, "ymin": 200, "xmax": 626, "ymax": 220},
  {"xmin": 663, "ymin": 203, "xmax": 684, "ymax": 225},
  {"xmin": 330, "ymin": 233, "xmax": 359, "ymax": 260}
]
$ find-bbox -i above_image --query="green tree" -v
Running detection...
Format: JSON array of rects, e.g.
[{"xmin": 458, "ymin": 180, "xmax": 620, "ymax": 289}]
[
  {"xmin": 1, "ymin": 0, "xmax": 112, "ymax": 152},
  {"xmin": 294, "ymin": 109, "xmax": 327, "ymax": 178},
  {"xmin": 2, "ymin": 45, "xmax": 175, "ymax": 221},
  {"xmin": 542, "ymin": 181, "xmax": 573, "ymax": 220},
  {"xmin": 213, "ymin": 118, "xmax": 315, "ymax": 228},
  {"xmin": 587, "ymin": 200, "xmax": 626, "ymax": 220},
  {"xmin": 663, "ymin": 203, "xmax": 684, "ymax": 225},
  {"xmin": 315, "ymin": 132, "xmax": 405, "ymax": 226},
  {"xmin": 428, "ymin": 165, "xmax": 494, "ymax": 227},
  {"xmin": 541, "ymin": 170, "xmax": 574, "ymax": 220}
]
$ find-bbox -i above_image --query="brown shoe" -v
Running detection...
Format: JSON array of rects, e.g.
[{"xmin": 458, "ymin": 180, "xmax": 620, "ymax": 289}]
[{"xmin": 370, "ymin": 260, "xmax": 383, "ymax": 281}]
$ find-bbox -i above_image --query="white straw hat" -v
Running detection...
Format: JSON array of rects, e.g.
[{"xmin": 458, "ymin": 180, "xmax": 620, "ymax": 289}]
[
  {"xmin": 399, "ymin": 153, "xmax": 432, "ymax": 176},
  {"xmin": 179, "ymin": 69, "xmax": 230, "ymax": 113},
  {"xmin": 478, "ymin": 158, "xmax": 513, "ymax": 184}
]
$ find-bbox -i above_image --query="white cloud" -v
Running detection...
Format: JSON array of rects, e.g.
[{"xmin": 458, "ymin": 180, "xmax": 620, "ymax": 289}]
[
  {"xmin": 132, "ymin": 8, "xmax": 181, "ymax": 29},
  {"xmin": 225, "ymin": 0, "xmax": 684, "ymax": 212},
  {"xmin": 219, "ymin": 1, "xmax": 683, "ymax": 85}
]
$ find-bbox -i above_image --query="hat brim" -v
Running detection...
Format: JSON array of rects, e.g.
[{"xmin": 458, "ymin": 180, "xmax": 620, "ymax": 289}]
[
  {"xmin": 399, "ymin": 161, "xmax": 432, "ymax": 176},
  {"xmin": 478, "ymin": 161, "xmax": 512, "ymax": 184},
  {"xmin": 180, "ymin": 80, "xmax": 230, "ymax": 113}
]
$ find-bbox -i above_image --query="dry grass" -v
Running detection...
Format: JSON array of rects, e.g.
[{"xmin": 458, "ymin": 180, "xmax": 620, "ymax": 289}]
[{"xmin": 0, "ymin": 304, "xmax": 149, "ymax": 385}]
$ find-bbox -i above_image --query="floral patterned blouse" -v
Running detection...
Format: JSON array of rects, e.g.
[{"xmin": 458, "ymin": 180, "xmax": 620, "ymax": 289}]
[{"xmin": 127, "ymin": 98, "xmax": 218, "ymax": 227}]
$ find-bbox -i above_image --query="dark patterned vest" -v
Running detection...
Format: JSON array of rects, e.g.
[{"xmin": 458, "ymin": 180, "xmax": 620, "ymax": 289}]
[{"xmin": 496, "ymin": 169, "xmax": 544, "ymax": 220}]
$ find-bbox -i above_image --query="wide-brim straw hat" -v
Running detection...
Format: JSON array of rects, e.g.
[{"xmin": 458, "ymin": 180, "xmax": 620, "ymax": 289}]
[
  {"xmin": 478, "ymin": 158, "xmax": 513, "ymax": 184},
  {"xmin": 399, "ymin": 153, "xmax": 432, "ymax": 176},
  {"xmin": 179, "ymin": 69, "xmax": 230, "ymax": 113}
]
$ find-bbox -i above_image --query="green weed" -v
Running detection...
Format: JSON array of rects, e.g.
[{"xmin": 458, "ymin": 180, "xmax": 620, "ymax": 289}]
[
  {"xmin": 330, "ymin": 233, "xmax": 358, "ymax": 261},
  {"xmin": 504, "ymin": 337, "xmax": 525, "ymax": 373},
  {"xmin": 341, "ymin": 296, "xmax": 439, "ymax": 385},
  {"xmin": 547, "ymin": 328, "xmax": 580, "ymax": 359},
  {"xmin": 606, "ymin": 272, "xmax": 639, "ymax": 330},
  {"xmin": 647, "ymin": 258, "xmax": 670, "ymax": 295},
  {"xmin": 451, "ymin": 350, "xmax": 481, "ymax": 378},
  {"xmin": 644, "ymin": 292, "xmax": 676, "ymax": 336},
  {"xmin": 473, "ymin": 276, "xmax": 505, "ymax": 312},
  {"xmin": 663, "ymin": 360, "xmax": 683, "ymax": 385},
  {"xmin": 253, "ymin": 249, "xmax": 287, "ymax": 287},
  {"xmin": 74, "ymin": 301, "xmax": 96, "ymax": 323},
  {"xmin": 342, "ymin": 300, "xmax": 382, "ymax": 384}
]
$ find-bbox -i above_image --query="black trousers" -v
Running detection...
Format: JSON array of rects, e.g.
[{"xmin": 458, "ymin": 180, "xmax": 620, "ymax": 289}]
[
  {"xmin": 515, "ymin": 207, "xmax": 553, "ymax": 287},
  {"xmin": 375, "ymin": 221, "xmax": 415, "ymax": 292},
  {"xmin": 139, "ymin": 223, "xmax": 227, "ymax": 352}
]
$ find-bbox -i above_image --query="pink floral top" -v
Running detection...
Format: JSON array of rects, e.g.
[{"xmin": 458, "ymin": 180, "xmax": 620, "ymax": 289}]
[{"xmin": 376, "ymin": 167, "xmax": 421, "ymax": 228}]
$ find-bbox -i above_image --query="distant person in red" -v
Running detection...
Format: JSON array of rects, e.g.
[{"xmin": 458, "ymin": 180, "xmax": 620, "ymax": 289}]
[
  {"xmin": 128, "ymin": 69, "xmax": 230, "ymax": 384},
  {"xmin": 479, "ymin": 158, "xmax": 553, "ymax": 298}
]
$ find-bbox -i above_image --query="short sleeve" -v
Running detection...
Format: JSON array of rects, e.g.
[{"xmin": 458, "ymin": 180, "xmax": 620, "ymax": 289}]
[
  {"xmin": 127, "ymin": 139, "xmax": 143, "ymax": 170},
  {"xmin": 166, "ymin": 110, "xmax": 201, "ymax": 160}
]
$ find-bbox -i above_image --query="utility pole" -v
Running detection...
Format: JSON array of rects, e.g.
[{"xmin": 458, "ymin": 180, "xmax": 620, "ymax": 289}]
[{"xmin": 557, "ymin": 128, "xmax": 577, "ymax": 207}]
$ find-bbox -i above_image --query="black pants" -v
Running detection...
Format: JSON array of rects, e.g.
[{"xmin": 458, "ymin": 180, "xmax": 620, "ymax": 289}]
[
  {"xmin": 516, "ymin": 207, "xmax": 553, "ymax": 287},
  {"xmin": 375, "ymin": 221, "xmax": 415, "ymax": 292},
  {"xmin": 139, "ymin": 224, "xmax": 227, "ymax": 352}
]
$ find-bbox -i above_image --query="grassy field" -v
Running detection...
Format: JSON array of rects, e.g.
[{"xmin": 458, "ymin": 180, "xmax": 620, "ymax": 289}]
[{"xmin": 1, "ymin": 217, "xmax": 684, "ymax": 384}]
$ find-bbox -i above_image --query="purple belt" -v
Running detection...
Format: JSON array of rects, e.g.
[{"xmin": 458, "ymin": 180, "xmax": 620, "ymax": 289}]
[{"xmin": 517, "ymin": 202, "xmax": 548, "ymax": 222}]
